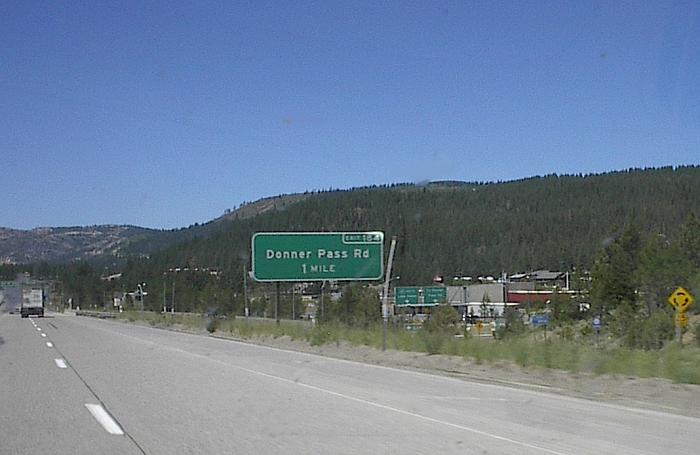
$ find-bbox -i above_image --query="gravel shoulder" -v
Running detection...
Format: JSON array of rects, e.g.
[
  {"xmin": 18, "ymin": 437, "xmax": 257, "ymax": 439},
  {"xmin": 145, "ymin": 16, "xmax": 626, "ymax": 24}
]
[
  {"xmin": 215, "ymin": 333, "xmax": 700, "ymax": 418},
  {"xmin": 112, "ymin": 316, "xmax": 700, "ymax": 419}
]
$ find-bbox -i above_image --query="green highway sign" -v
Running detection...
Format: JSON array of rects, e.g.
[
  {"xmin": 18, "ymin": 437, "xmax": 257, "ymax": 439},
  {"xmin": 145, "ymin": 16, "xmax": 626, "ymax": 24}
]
[
  {"xmin": 424, "ymin": 286, "xmax": 447, "ymax": 305},
  {"xmin": 252, "ymin": 232, "xmax": 384, "ymax": 282},
  {"xmin": 395, "ymin": 287, "xmax": 419, "ymax": 306},
  {"xmin": 394, "ymin": 286, "xmax": 446, "ymax": 306}
]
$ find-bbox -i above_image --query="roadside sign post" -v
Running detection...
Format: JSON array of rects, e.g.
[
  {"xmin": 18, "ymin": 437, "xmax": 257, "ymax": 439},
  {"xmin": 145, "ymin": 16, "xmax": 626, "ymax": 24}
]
[
  {"xmin": 592, "ymin": 316, "xmax": 602, "ymax": 346},
  {"xmin": 381, "ymin": 237, "xmax": 397, "ymax": 351},
  {"xmin": 243, "ymin": 264, "xmax": 249, "ymax": 324},
  {"xmin": 275, "ymin": 282, "xmax": 280, "ymax": 326},
  {"xmin": 668, "ymin": 287, "xmax": 694, "ymax": 345},
  {"xmin": 531, "ymin": 314, "xmax": 549, "ymax": 341}
]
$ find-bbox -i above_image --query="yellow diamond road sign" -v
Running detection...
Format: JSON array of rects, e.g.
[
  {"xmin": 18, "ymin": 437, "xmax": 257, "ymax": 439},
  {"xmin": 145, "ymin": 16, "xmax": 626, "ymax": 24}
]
[{"xmin": 668, "ymin": 287, "xmax": 694, "ymax": 312}]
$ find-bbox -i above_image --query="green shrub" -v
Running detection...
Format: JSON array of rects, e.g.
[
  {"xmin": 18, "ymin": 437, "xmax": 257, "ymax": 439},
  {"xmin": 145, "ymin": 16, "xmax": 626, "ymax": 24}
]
[
  {"xmin": 623, "ymin": 311, "xmax": 674, "ymax": 350},
  {"xmin": 308, "ymin": 326, "xmax": 338, "ymax": 346},
  {"xmin": 558, "ymin": 324, "xmax": 575, "ymax": 341},
  {"xmin": 661, "ymin": 345, "xmax": 700, "ymax": 384},
  {"xmin": 206, "ymin": 318, "xmax": 218, "ymax": 333},
  {"xmin": 497, "ymin": 307, "xmax": 525, "ymax": 339},
  {"xmin": 420, "ymin": 330, "xmax": 448, "ymax": 354},
  {"xmin": 579, "ymin": 324, "xmax": 593, "ymax": 338},
  {"xmin": 423, "ymin": 304, "xmax": 460, "ymax": 332},
  {"xmin": 512, "ymin": 341, "xmax": 529, "ymax": 367}
]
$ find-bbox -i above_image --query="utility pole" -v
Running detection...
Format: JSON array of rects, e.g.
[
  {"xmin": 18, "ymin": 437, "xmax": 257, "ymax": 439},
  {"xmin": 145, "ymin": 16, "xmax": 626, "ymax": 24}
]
[
  {"xmin": 171, "ymin": 280, "xmax": 175, "ymax": 314},
  {"xmin": 382, "ymin": 236, "xmax": 398, "ymax": 351},
  {"xmin": 163, "ymin": 281, "xmax": 167, "ymax": 313}
]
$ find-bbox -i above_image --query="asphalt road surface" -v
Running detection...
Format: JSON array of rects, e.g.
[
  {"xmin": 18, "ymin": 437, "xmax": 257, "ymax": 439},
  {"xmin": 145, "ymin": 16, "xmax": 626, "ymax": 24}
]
[{"xmin": 1, "ymin": 311, "xmax": 698, "ymax": 454}]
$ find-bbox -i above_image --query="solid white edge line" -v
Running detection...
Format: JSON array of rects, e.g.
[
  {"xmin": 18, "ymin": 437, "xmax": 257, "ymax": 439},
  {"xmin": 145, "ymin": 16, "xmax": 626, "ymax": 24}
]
[
  {"xmin": 75, "ymin": 321, "xmax": 567, "ymax": 453},
  {"xmin": 82, "ymin": 315, "xmax": 700, "ymax": 424},
  {"xmin": 85, "ymin": 404, "xmax": 124, "ymax": 435},
  {"xmin": 46, "ymin": 342, "xmax": 53, "ymax": 348},
  {"xmin": 229, "ymin": 363, "xmax": 570, "ymax": 455},
  {"xmin": 54, "ymin": 358, "xmax": 67, "ymax": 369},
  {"xmin": 207, "ymin": 335, "xmax": 700, "ymax": 422}
]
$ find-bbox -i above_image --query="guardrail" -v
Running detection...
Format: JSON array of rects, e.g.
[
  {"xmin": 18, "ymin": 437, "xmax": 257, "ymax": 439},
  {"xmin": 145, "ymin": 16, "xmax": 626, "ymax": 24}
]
[{"xmin": 75, "ymin": 310, "xmax": 116, "ymax": 319}]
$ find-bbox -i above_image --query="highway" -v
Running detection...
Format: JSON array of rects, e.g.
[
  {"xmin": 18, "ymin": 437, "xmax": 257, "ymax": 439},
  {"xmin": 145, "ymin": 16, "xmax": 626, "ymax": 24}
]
[{"xmin": 1, "ymin": 310, "xmax": 698, "ymax": 454}]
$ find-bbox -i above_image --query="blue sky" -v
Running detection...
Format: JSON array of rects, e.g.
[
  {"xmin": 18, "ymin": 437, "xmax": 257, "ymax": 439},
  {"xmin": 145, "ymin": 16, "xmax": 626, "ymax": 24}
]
[{"xmin": 2, "ymin": 1, "xmax": 699, "ymax": 230}]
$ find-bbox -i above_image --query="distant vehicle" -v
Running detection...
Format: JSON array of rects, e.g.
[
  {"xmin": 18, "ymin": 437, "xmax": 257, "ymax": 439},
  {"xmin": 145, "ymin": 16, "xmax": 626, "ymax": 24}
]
[{"xmin": 21, "ymin": 288, "xmax": 44, "ymax": 318}]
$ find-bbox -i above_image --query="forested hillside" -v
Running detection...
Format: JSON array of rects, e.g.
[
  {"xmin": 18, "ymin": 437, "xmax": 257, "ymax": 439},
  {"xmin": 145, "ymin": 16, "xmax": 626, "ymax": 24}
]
[
  {"xmin": 119, "ymin": 193, "xmax": 313, "ymax": 256},
  {"xmin": 124, "ymin": 166, "xmax": 700, "ymax": 287}
]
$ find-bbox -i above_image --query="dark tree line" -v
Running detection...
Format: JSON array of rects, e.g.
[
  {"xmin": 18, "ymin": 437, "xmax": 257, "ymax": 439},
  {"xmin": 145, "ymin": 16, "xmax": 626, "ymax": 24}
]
[
  {"xmin": 3, "ymin": 166, "xmax": 700, "ymax": 332},
  {"xmin": 124, "ymin": 166, "xmax": 700, "ymax": 285},
  {"xmin": 589, "ymin": 214, "xmax": 700, "ymax": 349}
]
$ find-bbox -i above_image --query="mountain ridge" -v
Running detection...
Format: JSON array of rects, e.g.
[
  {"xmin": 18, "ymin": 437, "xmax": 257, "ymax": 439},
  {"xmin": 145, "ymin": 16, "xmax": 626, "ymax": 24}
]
[{"xmin": 2, "ymin": 166, "xmax": 698, "ymax": 268}]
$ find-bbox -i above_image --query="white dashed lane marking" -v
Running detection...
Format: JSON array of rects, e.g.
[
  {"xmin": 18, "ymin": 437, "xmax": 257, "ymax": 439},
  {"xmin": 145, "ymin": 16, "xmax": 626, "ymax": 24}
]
[
  {"xmin": 46, "ymin": 342, "xmax": 53, "ymax": 348},
  {"xmin": 54, "ymin": 358, "xmax": 67, "ymax": 369},
  {"xmin": 85, "ymin": 404, "xmax": 124, "ymax": 435}
]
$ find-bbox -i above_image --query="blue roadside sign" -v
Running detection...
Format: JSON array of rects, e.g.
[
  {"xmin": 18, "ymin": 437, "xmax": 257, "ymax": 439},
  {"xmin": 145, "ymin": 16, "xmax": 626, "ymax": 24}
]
[
  {"xmin": 592, "ymin": 316, "xmax": 602, "ymax": 330},
  {"xmin": 531, "ymin": 313, "xmax": 549, "ymax": 328}
]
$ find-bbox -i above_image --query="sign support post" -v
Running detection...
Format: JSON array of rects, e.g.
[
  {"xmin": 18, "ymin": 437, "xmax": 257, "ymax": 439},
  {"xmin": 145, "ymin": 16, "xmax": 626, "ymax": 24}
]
[
  {"xmin": 275, "ymin": 282, "xmax": 280, "ymax": 325},
  {"xmin": 320, "ymin": 280, "xmax": 325, "ymax": 323},
  {"xmin": 243, "ymin": 264, "xmax": 249, "ymax": 323},
  {"xmin": 676, "ymin": 305, "xmax": 682, "ymax": 343},
  {"xmin": 592, "ymin": 315, "xmax": 602, "ymax": 347},
  {"xmin": 668, "ymin": 287, "xmax": 694, "ymax": 346},
  {"xmin": 381, "ymin": 236, "xmax": 397, "ymax": 352}
]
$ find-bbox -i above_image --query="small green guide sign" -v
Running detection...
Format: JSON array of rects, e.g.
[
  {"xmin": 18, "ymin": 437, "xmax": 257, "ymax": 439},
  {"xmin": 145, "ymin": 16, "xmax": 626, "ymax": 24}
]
[
  {"xmin": 394, "ymin": 286, "xmax": 446, "ymax": 306},
  {"xmin": 424, "ymin": 286, "xmax": 447, "ymax": 305},
  {"xmin": 395, "ymin": 287, "xmax": 419, "ymax": 306},
  {"xmin": 252, "ymin": 232, "xmax": 384, "ymax": 282}
]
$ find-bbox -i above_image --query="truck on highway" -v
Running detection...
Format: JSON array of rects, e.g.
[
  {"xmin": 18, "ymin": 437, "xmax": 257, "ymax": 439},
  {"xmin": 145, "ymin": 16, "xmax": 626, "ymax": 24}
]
[{"xmin": 21, "ymin": 288, "xmax": 44, "ymax": 318}]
